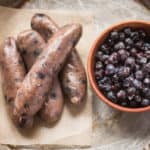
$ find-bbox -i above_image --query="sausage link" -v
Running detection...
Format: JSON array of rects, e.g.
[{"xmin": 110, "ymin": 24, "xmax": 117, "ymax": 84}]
[
  {"xmin": 14, "ymin": 24, "xmax": 82, "ymax": 128},
  {"xmin": 31, "ymin": 13, "xmax": 87, "ymax": 104},
  {"xmin": 16, "ymin": 30, "xmax": 45, "ymax": 70},
  {"xmin": 17, "ymin": 30, "xmax": 64, "ymax": 123},
  {"xmin": 0, "ymin": 37, "xmax": 33, "ymax": 128},
  {"xmin": 31, "ymin": 13, "xmax": 58, "ymax": 42}
]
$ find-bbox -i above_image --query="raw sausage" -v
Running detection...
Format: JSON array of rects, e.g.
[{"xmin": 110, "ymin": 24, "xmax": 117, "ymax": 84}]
[
  {"xmin": 17, "ymin": 30, "xmax": 45, "ymax": 70},
  {"xmin": 0, "ymin": 37, "xmax": 33, "ymax": 128},
  {"xmin": 31, "ymin": 13, "xmax": 87, "ymax": 104},
  {"xmin": 17, "ymin": 30, "xmax": 64, "ymax": 123},
  {"xmin": 14, "ymin": 24, "xmax": 82, "ymax": 127},
  {"xmin": 31, "ymin": 13, "xmax": 58, "ymax": 42}
]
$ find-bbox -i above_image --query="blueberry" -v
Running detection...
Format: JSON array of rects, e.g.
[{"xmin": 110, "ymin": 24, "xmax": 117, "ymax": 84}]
[
  {"xmin": 124, "ymin": 28, "xmax": 132, "ymax": 36},
  {"xmin": 135, "ymin": 40, "xmax": 143, "ymax": 49},
  {"xmin": 119, "ymin": 32, "xmax": 126, "ymax": 41},
  {"xmin": 143, "ymin": 63, "xmax": 150, "ymax": 72},
  {"xmin": 133, "ymin": 79, "xmax": 142, "ymax": 89},
  {"xmin": 112, "ymin": 74, "xmax": 119, "ymax": 82},
  {"xmin": 118, "ymin": 49, "xmax": 129, "ymax": 61},
  {"xmin": 136, "ymin": 56, "xmax": 147, "ymax": 64},
  {"xmin": 101, "ymin": 44, "xmax": 110, "ymax": 53},
  {"xmin": 118, "ymin": 67, "xmax": 130, "ymax": 78},
  {"xmin": 95, "ymin": 69, "xmax": 104, "ymax": 80},
  {"xmin": 125, "ymin": 57, "xmax": 135, "ymax": 68},
  {"xmin": 134, "ymin": 95, "xmax": 142, "ymax": 103},
  {"xmin": 95, "ymin": 51, "xmax": 103, "ymax": 60},
  {"xmin": 107, "ymin": 91, "xmax": 117, "ymax": 102},
  {"xmin": 95, "ymin": 61, "xmax": 103, "ymax": 70},
  {"xmin": 131, "ymin": 32, "xmax": 139, "ymax": 41},
  {"xmin": 107, "ymin": 38, "xmax": 115, "ymax": 46},
  {"xmin": 101, "ymin": 54, "xmax": 109, "ymax": 62},
  {"xmin": 117, "ymin": 90, "xmax": 126, "ymax": 100},
  {"xmin": 125, "ymin": 38, "xmax": 133, "ymax": 46},
  {"xmin": 145, "ymin": 51, "xmax": 150, "ymax": 59},
  {"xmin": 108, "ymin": 52, "xmax": 118, "ymax": 64},
  {"xmin": 134, "ymin": 64, "xmax": 140, "ymax": 71},
  {"xmin": 139, "ymin": 29, "xmax": 146, "ymax": 39},
  {"xmin": 110, "ymin": 30, "xmax": 119, "ymax": 40},
  {"xmin": 135, "ymin": 70, "xmax": 144, "ymax": 80},
  {"xmin": 105, "ymin": 64, "xmax": 115, "ymax": 75},
  {"xmin": 123, "ymin": 76, "xmax": 134, "ymax": 88},
  {"xmin": 142, "ymin": 88, "xmax": 150, "ymax": 99},
  {"xmin": 142, "ymin": 43, "xmax": 150, "ymax": 51},
  {"xmin": 127, "ymin": 87, "xmax": 136, "ymax": 98},
  {"xmin": 130, "ymin": 48, "xmax": 137, "ymax": 57},
  {"xmin": 114, "ymin": 42, "xmax": 125, "ymax": 51},
  {"xmin": 99, "ymin": 77, "xmax": 111, "ymax": 84},
  {"xmin": 143, "ymin": 78, "xmax": 150, "ymax": 85},
  {"xmin": 98, "ymin": 83, "xmax": 111, "ymax": 92},
  {"xmin": 141, "ymin": 99, "xmax": 150, "ymax": 107}
]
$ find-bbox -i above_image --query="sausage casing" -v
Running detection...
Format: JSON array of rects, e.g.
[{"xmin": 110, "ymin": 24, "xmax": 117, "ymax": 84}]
[
  {"xmin": 0, "ymin": 37, "xmax": 33, "ymax": 128},
  {"xmin": 14, "ymin": 24, "xmax": 82, "ymax": 127},
  {"xmin": 31, "ymin": 14, "xmax": 87, "ymax": 104},
  {"xmin": 17, "ymin": 30, "xmax": 64, "ymax": 123}
]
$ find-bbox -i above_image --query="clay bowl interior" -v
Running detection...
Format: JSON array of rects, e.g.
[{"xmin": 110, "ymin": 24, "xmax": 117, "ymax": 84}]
[{"xmin": 88, "ymin": 20, "xmax": 150, "ymax": 112}]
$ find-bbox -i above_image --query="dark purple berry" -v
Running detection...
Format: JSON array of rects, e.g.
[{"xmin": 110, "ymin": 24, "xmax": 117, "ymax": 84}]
[
  {"xmin": 141, "ymin": 99, "xmax": 150, "ymax": 107},
  {"xmin": 142, "ymin": 43, "xmax": 150, "ymax": 51},
  {"xmin": 133, "ymin": 79, "xmax": 142, "ymax": 89},
  {"xmin": 124, "ymin": 28, "xmax": 132, "ymax": 36},
  {"xmin": 135, "ymin": 70, "xmax": 144, "ymax": 80},
  {"xmin": 110, "ymin": 30, "xmax": 119, "ymax": 40},
  {"xmin": 114, "ymin": 42, "xmax": 125, "ymax": 51},
  {"xmin": 108, "ymin": 52, "xmax": 118, "ymax": 64},
  {"xmin": 95, "ymin": 69, "xmax": 104, "ymax": 80},
  {"xmin": 118, "ymin": 67, "xmax": 130, "ymax": 78},
  {"xmin": 135, "ymin": 40, "xmax": 143, "ymax": 49},
  {"xmin": 123, "ymin": 76, "xmax": 134, "ymax": 88},
  {"xmin": 143, "ymin": 78, "xmax": 150, "ymax": 85},
  {"xmin": 131, "ymin": 32, "xmax": 139, "ymax": 41},
  {"xmin": 127, "ymin": 87, "xmax": 136, "ymax": 100},
  {"xmin": 101, "ymin": 54, "xmax": 109, "ymax": 62},
  {"xmin": 95, "ymin": 61, "xmax": 103, "ymax": 70},
  {"xmin": 139, "ymin": 29, "xmax": 146, "ymax": 39},
  {"xmin": 125, "ymin": 57, "xmax": 135, "ymax": 68},
  {"xmin": 134, "ymin": 95, "xmax": 142, "ymax": 103},
  {"xmin": 105, "ymin": 64, "xmax": 115, "ymax": 75},
  {"xmin": 130, "ymin": 48, "xmax": 137, "ymax": 57},
  {"xmin": 98, "ymin": 83, "xmax": 111, "ymax": 92},
  {"xmin": 125, "ymin": 38, "xmax": 133, "ymax": 46},
  {"xmin": 107, "ymin": 91, "xmax": 117, "ymax": 102},
  {"xmin": 143, "ymin": 63, "xmax": 150, "ymax": 72},
  {"xmin": 101, "ymin": 44, "xmax": 109, "ymax": 52},
  {"xmin": 118, "ymin": 49, "xmax": 129, "ymax": 61},
  {"xmin": 119, "ymin": 32, "xmax": 126, "ymax": 41},
  {"xmin": 117, "ymin": 90, "xmax": 126, "ymax": 100}
]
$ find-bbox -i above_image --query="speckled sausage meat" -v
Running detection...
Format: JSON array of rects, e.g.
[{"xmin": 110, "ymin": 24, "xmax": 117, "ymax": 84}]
[
  {"xmin": 14, "ymin": 24, "xmax": 82, "ymax": 127},
  {"xmin": 31, "ymin": 13, "xmax": 87, "ymax": 104},
  {"xmin": 0, "ymin": 37, "xmax": 33, "ymax": 128},
  {"xmin": 17, "ymin": 30, "xmax": 45, "ymax": 70},
  {"xmin": 17, "ymin": 29, "xmax": 64, "ymax": 123}
]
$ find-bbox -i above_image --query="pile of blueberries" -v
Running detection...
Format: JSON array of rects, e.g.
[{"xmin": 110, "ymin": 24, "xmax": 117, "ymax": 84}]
[{"xmin": 94, "ymin": 27, "xmax": 150, "ymax": 108}]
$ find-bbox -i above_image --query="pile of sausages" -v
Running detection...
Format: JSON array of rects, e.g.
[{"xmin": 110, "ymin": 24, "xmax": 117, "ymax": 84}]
[{"xmin": 0, "ymin": 13, "xmax": 87, "ymax": 128}]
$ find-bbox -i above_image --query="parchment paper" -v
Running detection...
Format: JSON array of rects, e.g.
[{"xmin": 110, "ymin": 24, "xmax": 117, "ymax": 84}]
[{"xmin": 0, "ymin": 6, "xmax": 95, "ymax": 146}]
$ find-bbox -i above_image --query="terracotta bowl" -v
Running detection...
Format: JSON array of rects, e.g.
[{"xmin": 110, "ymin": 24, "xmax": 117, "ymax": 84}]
[{"xmin": 88, "ymin": 20, "xmax": 150, "ymax": 112}]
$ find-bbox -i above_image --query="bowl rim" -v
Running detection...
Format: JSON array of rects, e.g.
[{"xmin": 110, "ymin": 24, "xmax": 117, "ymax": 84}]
[{"xmin": 88, "ymin": 20, "xmax": 150, "ymax": 112}]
